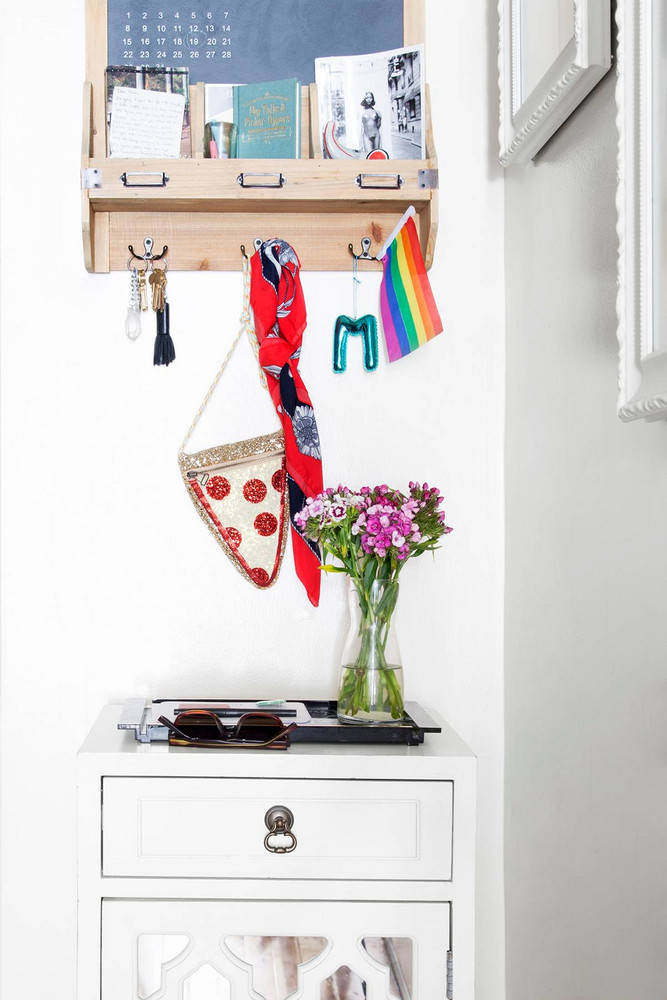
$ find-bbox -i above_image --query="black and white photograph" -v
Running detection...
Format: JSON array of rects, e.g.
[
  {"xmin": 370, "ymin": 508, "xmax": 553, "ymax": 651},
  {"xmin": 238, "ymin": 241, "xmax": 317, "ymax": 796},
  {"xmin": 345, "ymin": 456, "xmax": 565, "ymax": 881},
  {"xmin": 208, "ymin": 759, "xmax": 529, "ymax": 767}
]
[{"xmin": 316, "ymin": 45, "xmax": 425, "ymax": 159}]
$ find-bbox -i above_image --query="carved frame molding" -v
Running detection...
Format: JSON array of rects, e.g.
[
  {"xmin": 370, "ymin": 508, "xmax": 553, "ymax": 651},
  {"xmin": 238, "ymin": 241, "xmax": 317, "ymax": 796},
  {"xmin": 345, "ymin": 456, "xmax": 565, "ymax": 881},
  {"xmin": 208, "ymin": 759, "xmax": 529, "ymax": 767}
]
[
  {"xmin": 616, "ymin": 0, "xmax": 667, "ymax": 421},
  {"xmin": 499, "ymin": 0, "xmax": 611, "ymax": 166}
]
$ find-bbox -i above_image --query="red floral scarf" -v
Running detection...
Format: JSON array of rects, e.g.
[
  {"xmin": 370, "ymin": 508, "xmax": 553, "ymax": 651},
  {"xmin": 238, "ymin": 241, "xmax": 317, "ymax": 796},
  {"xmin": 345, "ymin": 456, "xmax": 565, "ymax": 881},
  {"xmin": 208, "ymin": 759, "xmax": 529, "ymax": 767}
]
[{"xmin": 250, "ymin": 240, "xmax": 323, "ymax": 606}]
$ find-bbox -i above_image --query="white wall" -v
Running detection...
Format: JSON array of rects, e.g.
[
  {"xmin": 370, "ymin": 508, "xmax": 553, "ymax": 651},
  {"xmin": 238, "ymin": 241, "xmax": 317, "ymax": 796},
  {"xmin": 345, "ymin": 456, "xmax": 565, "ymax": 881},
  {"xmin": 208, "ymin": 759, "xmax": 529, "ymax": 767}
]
[
  {"xmin": 505, "ymin": 71, "xmax": 667, "ymax": 999},
  {"xmin": 0, "ymin": 2, "xmax": 505, "ymax": 998}
]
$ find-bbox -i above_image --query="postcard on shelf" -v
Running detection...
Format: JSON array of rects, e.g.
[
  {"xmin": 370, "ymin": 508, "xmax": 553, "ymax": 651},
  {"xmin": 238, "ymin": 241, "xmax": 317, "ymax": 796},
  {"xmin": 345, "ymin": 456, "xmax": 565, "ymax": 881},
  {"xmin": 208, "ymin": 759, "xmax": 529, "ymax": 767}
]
[
  {"xmin": 232, "ymin": 78, "xmax": 300, "ymax": 158},
  {"xmin": 204, "ymin": 83, "xmax": 236, "ymax": 158},
  {"xmin": 315, "ymin": 46, "xmax": 425, "ymax": 160},
  {"xmin": 204, "ymin": 84, "xmax": 235, "ymax": 125},
  {"xmin": 105, "ymin": 66, "xmax": 191, "ymax": 158}
]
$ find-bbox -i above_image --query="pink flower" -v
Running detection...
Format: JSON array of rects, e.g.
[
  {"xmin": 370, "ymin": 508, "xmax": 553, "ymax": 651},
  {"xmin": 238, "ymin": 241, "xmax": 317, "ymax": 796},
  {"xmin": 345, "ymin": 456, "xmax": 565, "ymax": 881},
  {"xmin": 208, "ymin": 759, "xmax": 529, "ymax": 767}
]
[
  {"xmin": 330, "ymin": 504, "xmax": 347, "ymax": 522},
  {"xmin": 309, "ymin": 499, "xmax": 324, "ymax": 517},
  {"xmin": 392, "ymin": 531, "xmax": 405, "ymax": 546}
]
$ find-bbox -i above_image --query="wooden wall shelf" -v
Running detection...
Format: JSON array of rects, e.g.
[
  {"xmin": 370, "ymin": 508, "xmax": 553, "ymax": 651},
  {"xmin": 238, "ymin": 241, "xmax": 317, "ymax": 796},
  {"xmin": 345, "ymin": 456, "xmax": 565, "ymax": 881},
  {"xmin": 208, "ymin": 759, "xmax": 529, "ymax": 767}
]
[{"xmin": 82, "ymin": 0, "xmax": 437, "ymax": 273}]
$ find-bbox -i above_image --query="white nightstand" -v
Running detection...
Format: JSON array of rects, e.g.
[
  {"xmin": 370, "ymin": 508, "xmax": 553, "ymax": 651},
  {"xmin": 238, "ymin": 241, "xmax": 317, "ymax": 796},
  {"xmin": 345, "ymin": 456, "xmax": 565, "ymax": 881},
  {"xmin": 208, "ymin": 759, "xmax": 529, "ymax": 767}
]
[{"xmin": 77, "ymin": 704, "xmax": 476, "ymax": 999}]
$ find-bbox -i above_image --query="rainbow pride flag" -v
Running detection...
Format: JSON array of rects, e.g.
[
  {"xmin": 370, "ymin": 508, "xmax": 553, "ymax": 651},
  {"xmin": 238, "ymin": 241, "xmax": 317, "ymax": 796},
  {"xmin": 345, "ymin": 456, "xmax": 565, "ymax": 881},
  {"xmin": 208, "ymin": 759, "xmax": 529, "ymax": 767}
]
[{"xmin": 379, "ymin": 206, "xmax": 442, "ymax": 362}]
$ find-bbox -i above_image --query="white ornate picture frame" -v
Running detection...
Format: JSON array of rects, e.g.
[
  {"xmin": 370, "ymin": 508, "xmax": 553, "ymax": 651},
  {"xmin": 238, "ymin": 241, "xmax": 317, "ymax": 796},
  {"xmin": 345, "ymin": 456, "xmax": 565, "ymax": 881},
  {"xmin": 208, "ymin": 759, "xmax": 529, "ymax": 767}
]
[
  {"xmin": 499, "ymin": 0, "xmax": 611, "ymax": 166},
  {"xmin": 616, "ymin": 0, "xmax": 667, "ymax": 421}
]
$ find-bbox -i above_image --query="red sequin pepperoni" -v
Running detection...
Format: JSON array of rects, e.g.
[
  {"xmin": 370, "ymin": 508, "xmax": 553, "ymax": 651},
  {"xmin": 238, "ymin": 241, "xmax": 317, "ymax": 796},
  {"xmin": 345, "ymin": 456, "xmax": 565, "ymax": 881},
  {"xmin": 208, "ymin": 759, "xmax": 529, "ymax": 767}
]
[
  {"xmin": 224, "ymin": 527, "xmax": 242, "ymax": 548},
  {"xmin": 243, "ymin": 478, "xmax": 267, "ymax": 503},
  {"xmin": 250, "ymin": 567, "xmax": 270, "ymax": 586},
  {"xmin": 271, "ymin": 469, "xmax": 286, "ymax": 492},
  {"xmin": 254, "ymin": 512, "xmax": 278, "ymax": 537},
  {"xmin": 206, "ymin": 476, "xmax": 231, "ymax": 500}
]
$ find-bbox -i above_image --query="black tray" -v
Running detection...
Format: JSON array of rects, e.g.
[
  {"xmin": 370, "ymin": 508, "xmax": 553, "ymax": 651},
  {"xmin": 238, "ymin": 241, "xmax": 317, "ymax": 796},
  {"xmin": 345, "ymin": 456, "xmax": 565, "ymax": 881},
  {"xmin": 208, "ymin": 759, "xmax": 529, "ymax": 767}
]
[
  {"xmin": 289, "ymin": 700, "xmax": 441, "ymax": 746},
  {"xmin": 147, "ymin": 698, "xmax": 441, "ymax": 746}
]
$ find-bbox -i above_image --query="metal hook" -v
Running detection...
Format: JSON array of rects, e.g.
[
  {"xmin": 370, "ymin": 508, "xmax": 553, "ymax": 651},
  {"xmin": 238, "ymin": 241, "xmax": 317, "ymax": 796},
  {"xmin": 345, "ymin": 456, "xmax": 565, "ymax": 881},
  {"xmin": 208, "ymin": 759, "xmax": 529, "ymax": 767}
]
[
  {"xmin": 240, "ymin": 245, "xmax": 248, "ymax": 259},
  {"xmin": 348, "ymin": 237, "xmax": 375, "ymax": 261},
  {"xmin": 128, "ymin": 236, "xmax": 169, "ymax": 263}
]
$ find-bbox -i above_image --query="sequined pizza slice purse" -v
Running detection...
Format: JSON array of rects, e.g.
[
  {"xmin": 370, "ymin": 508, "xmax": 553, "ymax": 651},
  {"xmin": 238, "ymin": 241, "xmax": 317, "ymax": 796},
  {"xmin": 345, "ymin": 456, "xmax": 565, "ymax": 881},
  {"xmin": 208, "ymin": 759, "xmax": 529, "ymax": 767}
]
[{"xmin": 178, "ymin": 261, "xmax": 289, "ymax": 590}]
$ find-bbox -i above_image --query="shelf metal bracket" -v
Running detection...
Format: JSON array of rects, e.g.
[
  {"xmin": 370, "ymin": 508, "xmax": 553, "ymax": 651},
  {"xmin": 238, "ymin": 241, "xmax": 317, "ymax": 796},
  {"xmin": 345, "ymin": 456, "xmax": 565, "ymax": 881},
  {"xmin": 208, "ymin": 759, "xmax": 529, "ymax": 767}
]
[
  {"xmin": 81, "ymin": 167, "xmax": 101, "ymax": 190},
  {"xmin": 418, "ymin": 168, "xmax": 439, "ymax": 190}
]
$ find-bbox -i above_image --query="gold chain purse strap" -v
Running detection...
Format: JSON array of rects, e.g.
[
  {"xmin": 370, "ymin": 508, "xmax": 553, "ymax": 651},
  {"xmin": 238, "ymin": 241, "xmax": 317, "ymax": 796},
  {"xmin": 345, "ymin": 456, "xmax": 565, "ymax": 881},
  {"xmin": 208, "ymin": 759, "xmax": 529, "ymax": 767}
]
[{"xmin": 178, "ymin": 257, "xmax": 289, "ymax": 590}]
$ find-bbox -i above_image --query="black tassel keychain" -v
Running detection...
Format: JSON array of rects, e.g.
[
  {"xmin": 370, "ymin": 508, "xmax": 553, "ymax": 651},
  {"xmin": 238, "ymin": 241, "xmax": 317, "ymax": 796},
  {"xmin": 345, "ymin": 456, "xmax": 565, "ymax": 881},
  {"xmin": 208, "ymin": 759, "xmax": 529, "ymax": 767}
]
[{"xmin": 150, "ymin": 264, "xmax": 176, "ymax": 366}]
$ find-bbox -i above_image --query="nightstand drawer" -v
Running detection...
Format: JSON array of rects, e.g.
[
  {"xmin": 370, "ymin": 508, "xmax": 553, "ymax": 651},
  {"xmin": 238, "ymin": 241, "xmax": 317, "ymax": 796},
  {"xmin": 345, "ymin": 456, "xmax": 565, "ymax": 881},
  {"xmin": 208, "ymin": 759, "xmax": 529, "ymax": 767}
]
[
  {"xmin": 102, "ymin": 898, "xmax": 451, "ymax": 999},
  {"xmin": 102, "ymin": 776, "xmax": 453, "ymax": 880}
]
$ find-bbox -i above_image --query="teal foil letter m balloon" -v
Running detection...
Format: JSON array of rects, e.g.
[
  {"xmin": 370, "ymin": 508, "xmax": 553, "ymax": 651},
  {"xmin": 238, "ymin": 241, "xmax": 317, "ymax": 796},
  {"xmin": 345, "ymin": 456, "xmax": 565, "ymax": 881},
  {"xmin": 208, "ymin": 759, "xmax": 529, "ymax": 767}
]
[{"xmin": 333, "ymin": 315, "xmax": 379, "ymax": 373}]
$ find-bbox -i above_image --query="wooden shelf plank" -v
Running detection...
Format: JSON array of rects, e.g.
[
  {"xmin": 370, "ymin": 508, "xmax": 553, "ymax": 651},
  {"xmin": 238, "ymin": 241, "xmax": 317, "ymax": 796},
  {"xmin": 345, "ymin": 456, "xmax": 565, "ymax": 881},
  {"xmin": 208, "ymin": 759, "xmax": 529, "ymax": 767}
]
[
  {"xmin": 107, "ymin": 207, "xmax": 433, "ymax": 272},
  {"xmin": 86, "ymin": 157, "xmax": 435, "ymax": 210}
]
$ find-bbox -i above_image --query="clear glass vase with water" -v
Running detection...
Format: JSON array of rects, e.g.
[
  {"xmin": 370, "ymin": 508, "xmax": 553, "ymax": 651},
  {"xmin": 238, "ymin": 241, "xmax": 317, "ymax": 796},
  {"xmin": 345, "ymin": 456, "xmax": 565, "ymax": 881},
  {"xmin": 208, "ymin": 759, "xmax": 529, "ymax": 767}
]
[{"xmin": 337, "ymin": 578, "xmax": 405, "ymax": 724}]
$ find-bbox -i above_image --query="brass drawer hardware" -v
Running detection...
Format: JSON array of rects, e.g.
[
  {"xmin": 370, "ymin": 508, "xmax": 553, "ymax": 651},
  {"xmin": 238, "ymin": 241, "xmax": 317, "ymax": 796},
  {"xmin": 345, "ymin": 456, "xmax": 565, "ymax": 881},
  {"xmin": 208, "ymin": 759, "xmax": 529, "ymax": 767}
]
[{"xmin": 264, "ymin": 805, "xmax": 297, "ymax": 854}]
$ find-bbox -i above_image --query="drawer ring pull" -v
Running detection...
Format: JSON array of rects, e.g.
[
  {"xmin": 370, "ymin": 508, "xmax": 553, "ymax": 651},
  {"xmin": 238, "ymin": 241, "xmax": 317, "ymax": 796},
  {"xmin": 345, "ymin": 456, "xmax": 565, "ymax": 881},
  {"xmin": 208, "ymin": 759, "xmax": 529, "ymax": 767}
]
[{"xmin": 264, "ymin": 805, "xmax": 297, "ymax": 854}]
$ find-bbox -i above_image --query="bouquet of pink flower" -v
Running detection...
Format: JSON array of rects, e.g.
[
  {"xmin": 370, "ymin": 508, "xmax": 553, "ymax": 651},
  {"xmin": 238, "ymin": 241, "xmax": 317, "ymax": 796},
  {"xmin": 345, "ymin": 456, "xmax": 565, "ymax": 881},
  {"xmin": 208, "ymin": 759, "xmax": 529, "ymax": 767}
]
[
  {"xmin": 295, "ymin": 483, "xmax": 452, "ymax": 723},
  {"xmin": 294, "ymin": 482, "xmax": 452, "ymax": 576}
]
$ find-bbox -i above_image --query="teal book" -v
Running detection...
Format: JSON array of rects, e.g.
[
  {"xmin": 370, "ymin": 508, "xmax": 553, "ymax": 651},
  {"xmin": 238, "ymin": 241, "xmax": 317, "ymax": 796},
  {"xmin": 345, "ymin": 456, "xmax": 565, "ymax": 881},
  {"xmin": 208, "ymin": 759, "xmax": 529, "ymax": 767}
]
[{"xmin": 233, "ymin": 78, "xmax": 301, "ymax": 158}]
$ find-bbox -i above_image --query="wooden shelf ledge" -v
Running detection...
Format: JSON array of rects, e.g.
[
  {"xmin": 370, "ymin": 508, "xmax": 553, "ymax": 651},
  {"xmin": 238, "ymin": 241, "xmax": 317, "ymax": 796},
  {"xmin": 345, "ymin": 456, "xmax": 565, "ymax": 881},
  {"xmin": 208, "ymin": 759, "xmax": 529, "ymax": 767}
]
[{"xmin": 81, "ymin": 82, "xmax": 439, "ymax": 273}]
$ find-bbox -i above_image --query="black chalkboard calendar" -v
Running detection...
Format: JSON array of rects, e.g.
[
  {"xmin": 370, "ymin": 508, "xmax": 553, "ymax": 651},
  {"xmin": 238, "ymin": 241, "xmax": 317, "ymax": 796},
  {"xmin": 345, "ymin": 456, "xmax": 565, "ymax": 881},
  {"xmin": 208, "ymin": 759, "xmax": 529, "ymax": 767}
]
[{"xmin": 107, "ymin": 1, "xmax": 405, "ymax": 85}]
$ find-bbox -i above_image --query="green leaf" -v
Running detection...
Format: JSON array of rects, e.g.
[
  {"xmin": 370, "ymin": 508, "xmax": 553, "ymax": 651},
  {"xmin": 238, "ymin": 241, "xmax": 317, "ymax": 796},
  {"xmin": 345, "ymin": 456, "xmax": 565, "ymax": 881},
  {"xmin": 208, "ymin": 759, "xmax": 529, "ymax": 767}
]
[{"xmin": 363, "ymin": 558, "xmax": 376, "ymax": 594}]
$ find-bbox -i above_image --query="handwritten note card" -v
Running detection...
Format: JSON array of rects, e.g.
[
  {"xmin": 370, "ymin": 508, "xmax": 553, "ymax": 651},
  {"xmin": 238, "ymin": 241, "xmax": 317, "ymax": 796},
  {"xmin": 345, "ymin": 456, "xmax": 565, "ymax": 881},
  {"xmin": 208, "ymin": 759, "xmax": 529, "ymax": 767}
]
[{"xmin": 109, "ymin": 87, "xmax": 185, "ymax": 158}]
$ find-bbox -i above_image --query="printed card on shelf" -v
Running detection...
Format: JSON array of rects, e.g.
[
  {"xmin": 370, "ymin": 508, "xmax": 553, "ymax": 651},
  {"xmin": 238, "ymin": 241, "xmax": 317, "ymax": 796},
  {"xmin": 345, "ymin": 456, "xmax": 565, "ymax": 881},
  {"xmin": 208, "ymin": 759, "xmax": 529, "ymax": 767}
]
[{"xmin": 109, "ymin": 87, "xmax": 185, "ymax": 158}]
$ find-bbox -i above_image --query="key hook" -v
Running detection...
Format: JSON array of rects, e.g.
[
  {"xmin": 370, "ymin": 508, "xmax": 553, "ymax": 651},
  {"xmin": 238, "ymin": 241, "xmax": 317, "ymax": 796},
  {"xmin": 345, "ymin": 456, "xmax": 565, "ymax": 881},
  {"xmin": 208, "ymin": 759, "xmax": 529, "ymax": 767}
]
[
  {"xmin": 128, "ymin": 236, "xmax": 169, "ymax": 264},
  {"xmin": 348, "ymin": 237, "xmax": 376, "ymax": 261}
]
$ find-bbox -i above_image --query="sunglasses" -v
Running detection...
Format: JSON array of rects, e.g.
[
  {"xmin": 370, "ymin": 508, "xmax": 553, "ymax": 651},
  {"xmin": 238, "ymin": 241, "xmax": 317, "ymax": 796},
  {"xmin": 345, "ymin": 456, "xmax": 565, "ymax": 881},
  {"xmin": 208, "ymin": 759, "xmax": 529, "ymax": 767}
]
[{"xmin": 157, "ymin": 710, "xmax": 297, "ymax": 750}]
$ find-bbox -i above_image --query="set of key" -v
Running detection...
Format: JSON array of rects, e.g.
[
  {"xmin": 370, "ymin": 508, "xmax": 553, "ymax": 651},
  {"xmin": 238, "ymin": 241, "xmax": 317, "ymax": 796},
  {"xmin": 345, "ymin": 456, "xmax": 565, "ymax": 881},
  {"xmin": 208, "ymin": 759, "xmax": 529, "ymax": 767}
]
[
  {"xmin": 125, "ymin": 254, "xmax": 174, "ymax": 365},
  {"xmin": 149, "ymin": 268, "xmax": 167, "ymax": 312},
  {"xmin": 134, "ymin": 267, "xmax": 167, "ymax": 312}
]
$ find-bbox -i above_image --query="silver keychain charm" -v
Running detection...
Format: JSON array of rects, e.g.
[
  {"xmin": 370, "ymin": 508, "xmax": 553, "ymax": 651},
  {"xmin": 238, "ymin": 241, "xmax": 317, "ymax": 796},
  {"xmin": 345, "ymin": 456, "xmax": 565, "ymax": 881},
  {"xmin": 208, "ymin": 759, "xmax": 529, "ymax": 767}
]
[{"xmin": 125, "ymin": 264, "xmax": 142, "ymax": 341}]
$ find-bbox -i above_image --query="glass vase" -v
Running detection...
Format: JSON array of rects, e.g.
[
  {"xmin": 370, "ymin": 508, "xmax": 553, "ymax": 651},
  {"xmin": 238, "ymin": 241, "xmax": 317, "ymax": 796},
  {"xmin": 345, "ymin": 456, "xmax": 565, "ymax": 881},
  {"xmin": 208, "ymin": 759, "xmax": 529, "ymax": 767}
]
[{"xmin": 337, "ymin": 578, "xmax": 405, "ymax": 724}]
